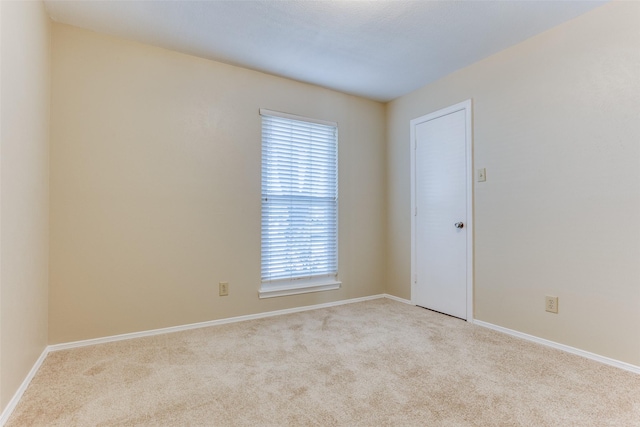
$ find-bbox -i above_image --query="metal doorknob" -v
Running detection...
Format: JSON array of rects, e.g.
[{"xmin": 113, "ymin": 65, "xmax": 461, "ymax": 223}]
[{"xmin": 455, "ymin": 222, "xmax": 464, "ymax": 229}]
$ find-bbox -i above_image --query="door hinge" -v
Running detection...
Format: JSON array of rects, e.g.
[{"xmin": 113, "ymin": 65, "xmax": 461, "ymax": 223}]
[{"xmin": 414, "ymin": 206, "xmax": 417, "ymax": 216}]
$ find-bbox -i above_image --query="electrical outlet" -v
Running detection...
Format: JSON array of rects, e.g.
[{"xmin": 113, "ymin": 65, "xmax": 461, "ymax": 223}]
[
  {"xmin": 545, "ymin": 296, "xmax": 558, "ymax": 313},
  {"xmin": 219, "ymin": 282, "xmax": 229, "ymax": 296}
]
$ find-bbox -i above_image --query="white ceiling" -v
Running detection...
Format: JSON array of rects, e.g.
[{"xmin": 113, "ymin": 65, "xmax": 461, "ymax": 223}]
[{"xmin": 44, "ymin": 1, "xmax": 607, "ymax": 102}]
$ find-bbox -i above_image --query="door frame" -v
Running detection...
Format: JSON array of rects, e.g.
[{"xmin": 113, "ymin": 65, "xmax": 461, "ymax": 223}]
[{"xmin": 410, "ymin": 99, "xmax": 474, "ymax": 322}]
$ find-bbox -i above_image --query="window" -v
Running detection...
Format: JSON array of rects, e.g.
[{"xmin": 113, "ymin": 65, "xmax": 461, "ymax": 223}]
[{"xmin": 259, "ymin": 109, "xmax": 340, "ymax": 298}]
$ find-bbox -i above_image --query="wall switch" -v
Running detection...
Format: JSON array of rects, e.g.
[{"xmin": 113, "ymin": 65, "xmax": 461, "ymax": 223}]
[
  {"xmin": 545, "ymin": 296, "xmax": 558, "ymax": 313},
  {"xmin": 477, "ymin": 168, "xmax": 486, "ymax": 182},
  {"xmin": 219, "ymin": 282, "xmax": 229, "ymax": 296}
]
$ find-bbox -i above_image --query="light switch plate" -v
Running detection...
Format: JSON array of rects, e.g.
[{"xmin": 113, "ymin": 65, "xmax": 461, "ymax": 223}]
[{"xmin": 477, "ymin": 168, "xmax": 486, "ymax": 182}]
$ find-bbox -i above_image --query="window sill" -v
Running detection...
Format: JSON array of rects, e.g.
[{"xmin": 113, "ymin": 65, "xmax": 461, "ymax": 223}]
[{"xmin": 259, "ymin": 280, "xmax": 342, "ymax": 299}]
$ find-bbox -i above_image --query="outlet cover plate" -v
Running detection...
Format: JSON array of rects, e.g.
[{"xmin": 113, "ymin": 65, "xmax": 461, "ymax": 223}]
[
  {"xmin": 219, "ymin": 282, "xmax": 229, "ymax": 296},
  {"xmin": 545, "ymin": 296, "xmax": 558, "ymax": 313}
]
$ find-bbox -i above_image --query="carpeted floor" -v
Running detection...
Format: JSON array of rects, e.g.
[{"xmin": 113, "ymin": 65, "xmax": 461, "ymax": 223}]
[{"xmin": 6, "ymin": 299, "xmax": 640, "ymax": 426}]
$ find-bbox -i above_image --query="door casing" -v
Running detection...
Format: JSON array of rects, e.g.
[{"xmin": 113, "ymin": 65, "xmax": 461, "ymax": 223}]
[{"xmin": 410, "ymin": 99, "xmax": 474, "ymax": 322}]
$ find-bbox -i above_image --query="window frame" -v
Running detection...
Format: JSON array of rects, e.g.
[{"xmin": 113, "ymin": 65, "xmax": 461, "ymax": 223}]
[{"xmin": 259, "ymin": 108, "xmax": 341, "ymax": 298}]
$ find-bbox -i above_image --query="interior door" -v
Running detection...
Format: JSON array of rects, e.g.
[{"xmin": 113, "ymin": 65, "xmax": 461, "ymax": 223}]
[{"xmin": 413, "ymin": 107, "xmax": 468, "ymax": 319}]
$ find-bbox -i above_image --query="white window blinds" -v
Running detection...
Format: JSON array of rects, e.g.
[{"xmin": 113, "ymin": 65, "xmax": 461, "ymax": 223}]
[{"xmin": 260, "ymin": 109, "xmax": 338, "ymax": 286}]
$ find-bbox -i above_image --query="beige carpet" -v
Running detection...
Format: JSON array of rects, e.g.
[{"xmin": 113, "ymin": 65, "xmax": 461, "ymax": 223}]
[{"xmin": 7, "ymin": 299, "xmax": 640, "ymax": 426}]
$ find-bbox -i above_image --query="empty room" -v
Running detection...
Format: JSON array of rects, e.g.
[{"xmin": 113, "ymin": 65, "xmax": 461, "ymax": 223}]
[{"xmin": 1, "ymin": 0, "xmax": 639, "ymax": 425}]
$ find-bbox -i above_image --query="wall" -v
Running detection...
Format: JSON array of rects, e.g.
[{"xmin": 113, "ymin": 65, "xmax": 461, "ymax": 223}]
[
  {"xmin": 0, "ymin": 0, "xmax": 50, "ymax": 410},
  {"xmin": 387, "ymin": 1, "xmax": 640, "ymax": 366},
  {"xmin": 49, "ymin": 24, "xmax": 387, "ymax": 344}
]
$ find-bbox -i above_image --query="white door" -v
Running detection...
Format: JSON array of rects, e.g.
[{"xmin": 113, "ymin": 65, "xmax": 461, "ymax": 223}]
[{"xmin": 411, "ymin": 101, "xmax": 472, "ymax": 320}]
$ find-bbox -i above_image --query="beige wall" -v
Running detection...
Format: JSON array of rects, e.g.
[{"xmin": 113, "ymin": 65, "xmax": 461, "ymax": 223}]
[
  {"xmin": 387, "ymin": 2, "xmax": 640, "ymax": 366},
  {"xmin": 49, "ymin": 24, "xmax": 387, "ymax": 344},
  {"xmin": 0, "ymin": 0, "xmax": 50, "ymax": 410}
]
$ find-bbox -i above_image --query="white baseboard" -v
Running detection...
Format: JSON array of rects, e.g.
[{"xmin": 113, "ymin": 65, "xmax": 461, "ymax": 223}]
[
  {"xmin": 383, "ymin": 293, "xmax": 412, "ymax": 305},
  {"xmin": 49, "ymin": 294, "xmax": 386, "ymax": 352},
  {"xmin": 474, "ymin": 319, "xmax": 640, "ymax": 375},
  {"xmin": 0, "ymin": 347, "xmax": 49, "ymax": 426}
]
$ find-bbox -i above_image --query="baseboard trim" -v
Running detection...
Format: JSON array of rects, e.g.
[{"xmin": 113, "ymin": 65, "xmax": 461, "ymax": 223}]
[
  {"xmin": 0, "ymin": 347, "xmax": 49, "ymax": 426},
  {"xmin": 474, "ymin": 320, "xmax": 640, "ymax": 375},
  {"xmin": 48, "ymin": 294, "xmax": 386, "ymax": 352},
  {"xmin": 383, "ymin": 293, "xmax": 412, "ymax": 305}
]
